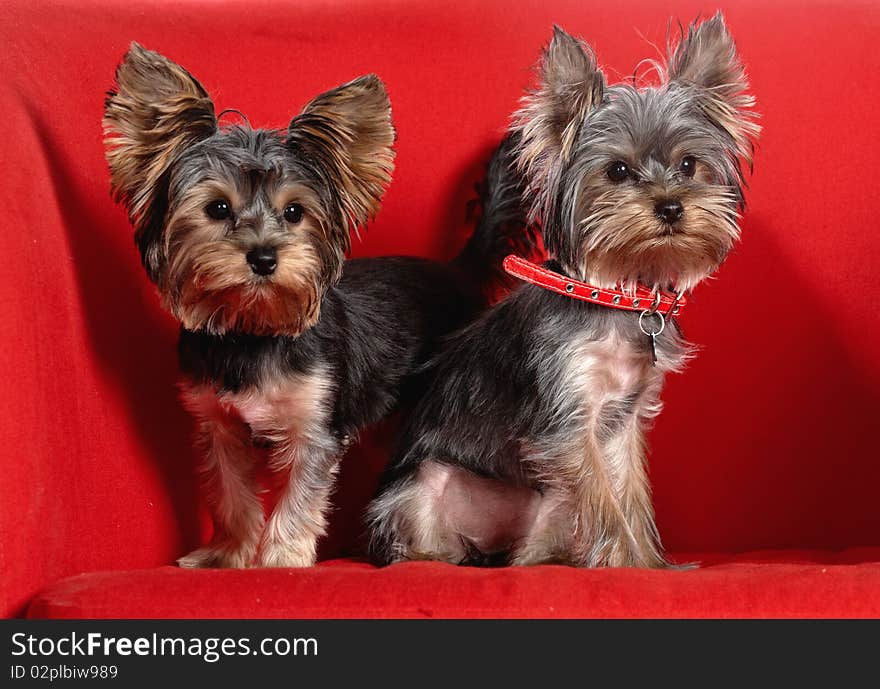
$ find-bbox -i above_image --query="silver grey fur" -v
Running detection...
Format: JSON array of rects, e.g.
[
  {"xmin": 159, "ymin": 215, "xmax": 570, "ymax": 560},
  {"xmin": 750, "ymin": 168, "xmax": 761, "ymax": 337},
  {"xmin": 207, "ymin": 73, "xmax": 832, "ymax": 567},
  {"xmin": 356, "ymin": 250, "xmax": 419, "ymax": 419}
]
[{"xmin": 367, "ymin": 13, "xmax": 759, "ymax": 568}]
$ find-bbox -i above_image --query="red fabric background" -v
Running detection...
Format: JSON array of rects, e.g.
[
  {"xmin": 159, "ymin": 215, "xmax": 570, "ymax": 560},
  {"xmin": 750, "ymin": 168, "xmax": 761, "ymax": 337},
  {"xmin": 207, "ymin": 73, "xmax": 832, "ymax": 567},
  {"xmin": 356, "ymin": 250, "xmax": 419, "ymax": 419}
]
[{"xmin": 2, "ymin": 0, "xmax": 879, "ymax": 618}]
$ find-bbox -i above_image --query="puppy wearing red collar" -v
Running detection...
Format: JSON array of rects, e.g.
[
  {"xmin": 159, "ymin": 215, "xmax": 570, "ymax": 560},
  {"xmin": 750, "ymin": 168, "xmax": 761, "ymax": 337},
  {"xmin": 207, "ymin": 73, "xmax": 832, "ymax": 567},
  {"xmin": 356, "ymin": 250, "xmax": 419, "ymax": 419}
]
[{"xmin": 368, "ymin": 14, "xmax": 759, "ymax": 568}]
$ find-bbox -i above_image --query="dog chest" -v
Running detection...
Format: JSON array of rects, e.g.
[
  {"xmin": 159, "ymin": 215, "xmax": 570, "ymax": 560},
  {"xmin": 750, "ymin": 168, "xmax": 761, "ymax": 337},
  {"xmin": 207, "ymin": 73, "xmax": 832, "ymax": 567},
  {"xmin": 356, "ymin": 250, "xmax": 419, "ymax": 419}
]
[
  {"xmin": 181, "ymin": 369, "xmax": 334, "ymax": 447},
  {"xmin": 559, "ymin": 333, "xmax": 651, "ymax": 404}
]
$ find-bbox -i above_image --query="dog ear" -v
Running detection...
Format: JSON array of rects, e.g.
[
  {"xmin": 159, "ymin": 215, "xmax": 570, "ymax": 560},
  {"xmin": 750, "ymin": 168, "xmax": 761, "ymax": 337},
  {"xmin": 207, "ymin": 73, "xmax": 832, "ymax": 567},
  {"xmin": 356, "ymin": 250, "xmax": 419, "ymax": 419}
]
[
  {"xmin": 287, "ymin": 75, "xmax": 395, "ymax": 244},
  {"xmin": 513, "ymin": 26, "xmax": 605, "ymax": 179},
  {"xmin": 668, "ymin": 12, "xmax": 760, "ymax": 160},
  {"xmin": 103, "ymin": 43, "xmax": 217, "ymax": 281}
]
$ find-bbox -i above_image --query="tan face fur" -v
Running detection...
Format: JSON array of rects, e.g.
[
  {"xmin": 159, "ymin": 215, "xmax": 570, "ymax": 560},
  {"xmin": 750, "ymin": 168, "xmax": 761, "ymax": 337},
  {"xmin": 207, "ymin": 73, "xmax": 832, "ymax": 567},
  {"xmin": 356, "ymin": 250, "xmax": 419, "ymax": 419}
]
[{"xmin": 103, "ymin": 43, "xmax": 395, "ymax": 336}]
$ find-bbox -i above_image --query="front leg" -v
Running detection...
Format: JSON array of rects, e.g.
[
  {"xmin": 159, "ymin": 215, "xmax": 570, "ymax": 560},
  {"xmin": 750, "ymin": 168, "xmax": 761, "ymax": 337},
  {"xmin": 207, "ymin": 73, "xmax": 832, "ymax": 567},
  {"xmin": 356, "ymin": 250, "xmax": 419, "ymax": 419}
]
[
  {"xmin": 177, "ymin": 393, "xmax": 265, "ymax": 569},
  {"xmin": 256, "ymin": 434, "xmax": 342, "ymax": 568},
  {"xmin": 598, "ymin": 415, "xmax": 669, "ymax": 568},
  {"xmin": 566, "ymin": 420, "xmax": 667, "ymax": 568},
  {"xmin": 512, "ymin": 417, "xmax": 668, "ymax": 568}
]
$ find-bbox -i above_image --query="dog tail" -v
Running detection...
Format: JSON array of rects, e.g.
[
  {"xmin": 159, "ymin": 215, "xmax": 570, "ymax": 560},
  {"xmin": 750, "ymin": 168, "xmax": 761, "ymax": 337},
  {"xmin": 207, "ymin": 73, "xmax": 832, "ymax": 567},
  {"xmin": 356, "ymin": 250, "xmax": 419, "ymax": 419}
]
[{"xmin": 452, "ymin": 132, "xmax": 538, "ymax": 297}]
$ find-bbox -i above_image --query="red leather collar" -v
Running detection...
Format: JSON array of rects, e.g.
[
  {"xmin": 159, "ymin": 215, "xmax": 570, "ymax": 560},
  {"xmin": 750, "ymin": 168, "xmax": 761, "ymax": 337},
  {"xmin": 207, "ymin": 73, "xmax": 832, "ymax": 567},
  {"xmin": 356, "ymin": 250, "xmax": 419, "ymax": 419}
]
[{"xmin": 502, "ymin": 255, "xmax": 686, "ymax": 317}]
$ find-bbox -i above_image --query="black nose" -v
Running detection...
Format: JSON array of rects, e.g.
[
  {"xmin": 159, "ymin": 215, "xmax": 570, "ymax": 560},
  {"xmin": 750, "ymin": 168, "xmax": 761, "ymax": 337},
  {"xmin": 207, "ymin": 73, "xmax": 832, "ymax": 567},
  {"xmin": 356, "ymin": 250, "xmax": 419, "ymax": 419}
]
[
  {"xmin": 246, "ymin": 247, "xmax": 277, "ymax": 276},
  {"xmin": 655, "ymin": 200, "xmax": 684, "ymax": 224}
]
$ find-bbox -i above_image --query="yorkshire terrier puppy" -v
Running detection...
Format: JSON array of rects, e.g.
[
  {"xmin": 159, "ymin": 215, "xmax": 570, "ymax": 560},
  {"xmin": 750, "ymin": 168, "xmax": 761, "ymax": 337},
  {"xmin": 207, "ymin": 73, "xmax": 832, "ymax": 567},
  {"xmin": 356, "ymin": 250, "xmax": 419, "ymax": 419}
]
[
  {"xmin": 368, "ymin": 13, "xmax": 759, "ymax": 568},
  {"xmin": 103, "ymin": 44, "xmax": 530, "ymax": 568}
]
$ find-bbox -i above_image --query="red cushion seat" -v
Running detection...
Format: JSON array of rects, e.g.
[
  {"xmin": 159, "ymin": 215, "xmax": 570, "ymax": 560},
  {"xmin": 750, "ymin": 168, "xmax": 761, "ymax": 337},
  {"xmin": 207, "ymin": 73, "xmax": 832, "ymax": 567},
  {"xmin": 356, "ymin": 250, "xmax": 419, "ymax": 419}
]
[{"xmin": 28, "ymin": 551, "xmax": 880, "ymax": 619}]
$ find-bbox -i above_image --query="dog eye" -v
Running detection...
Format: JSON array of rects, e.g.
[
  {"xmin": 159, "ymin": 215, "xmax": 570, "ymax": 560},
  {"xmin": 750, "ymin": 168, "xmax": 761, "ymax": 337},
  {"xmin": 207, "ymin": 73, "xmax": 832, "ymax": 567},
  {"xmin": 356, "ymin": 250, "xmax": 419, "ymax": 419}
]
[
  {"xmin": 283, "ymin": 203, "xmax": 304, "ymax": 224},
  {"xmin": 679, "ymin": 156, "xmax": 697, "ymax": 178},
  {"xmin": 204, "ymin": 199, "xmax": 232, "ymax": 221},
  {"xmin": 606, "ymin": 161, "xmax": 630, "ymax": 183}
]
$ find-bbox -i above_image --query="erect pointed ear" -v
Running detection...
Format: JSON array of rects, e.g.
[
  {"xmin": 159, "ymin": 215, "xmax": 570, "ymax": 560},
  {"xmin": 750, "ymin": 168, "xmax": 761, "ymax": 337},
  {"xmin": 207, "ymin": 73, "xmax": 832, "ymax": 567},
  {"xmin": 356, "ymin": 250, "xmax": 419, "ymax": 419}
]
[
  {"xmin": 287, "ymin": 75, "xmax": 395, "ymax": 239},
  {"xmin": 668, "ymin": 12, "xmax": 760, "ymax": 160},
  {"xmin": 103, "ymin": 43, "xmax": 217, "ymax": 281},
  {"xmin": 513, "ymin": 26, "xmax": 605, "ymax": 181}
]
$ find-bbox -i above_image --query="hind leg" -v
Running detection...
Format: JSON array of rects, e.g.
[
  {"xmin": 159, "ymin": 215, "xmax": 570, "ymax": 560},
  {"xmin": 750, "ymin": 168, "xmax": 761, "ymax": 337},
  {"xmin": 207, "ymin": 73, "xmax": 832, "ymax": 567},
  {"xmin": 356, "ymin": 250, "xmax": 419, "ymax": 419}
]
[
  {"xmin": 368, "ymin": 460, "xmax": 541, "ymax": 565},
  {"xmin": 368, "ymin": 462, "xmax": 470, "ymax": 564}
]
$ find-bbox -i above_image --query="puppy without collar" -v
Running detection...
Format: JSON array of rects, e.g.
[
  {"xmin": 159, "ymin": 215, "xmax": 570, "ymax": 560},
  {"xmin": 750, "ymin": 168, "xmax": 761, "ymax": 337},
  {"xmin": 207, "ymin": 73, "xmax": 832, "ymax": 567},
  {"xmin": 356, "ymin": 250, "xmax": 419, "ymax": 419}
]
[{"xmin": 103, "ymin": 44, "xmax": 533, "ymax": 568}]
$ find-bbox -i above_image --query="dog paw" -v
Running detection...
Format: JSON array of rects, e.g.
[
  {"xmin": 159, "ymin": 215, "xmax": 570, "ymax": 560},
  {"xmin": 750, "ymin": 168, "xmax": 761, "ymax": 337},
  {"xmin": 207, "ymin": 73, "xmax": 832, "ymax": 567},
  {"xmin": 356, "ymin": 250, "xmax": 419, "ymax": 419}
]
[
  {"xmin": 256, "ymin": 542, "xmax": 315, "ymax": 568},
  {"xmin": 177, "ymin": 543, "xmax": 254, "ymax": 569}
]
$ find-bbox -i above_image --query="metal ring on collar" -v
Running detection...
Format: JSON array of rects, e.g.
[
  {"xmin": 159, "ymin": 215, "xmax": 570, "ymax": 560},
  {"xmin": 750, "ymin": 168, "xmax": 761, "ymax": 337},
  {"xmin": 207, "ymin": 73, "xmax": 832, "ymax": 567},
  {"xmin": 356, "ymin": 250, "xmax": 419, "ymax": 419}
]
[{"xmin": 638, "ymin": 310, "xmax": 666, "ymax": 337}]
